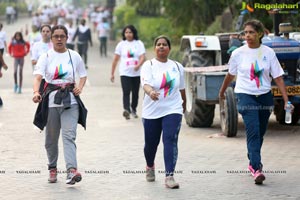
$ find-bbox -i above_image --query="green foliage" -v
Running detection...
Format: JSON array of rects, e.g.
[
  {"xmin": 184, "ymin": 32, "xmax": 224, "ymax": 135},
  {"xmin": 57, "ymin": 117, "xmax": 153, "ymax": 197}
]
[
  {"xmin": 0, "ymin": 2, "xmax": 28, "ymax": 14},
  {"xmin": 205, "ymin": 16, "xmax": 223, "ymax": 35},
  {"xmin": 127, "ymin": 0, "xmax": 161, "ymax": 16},
  {"xmin": 138, "ymin": 17, "xmax": 183, "ymax": 48},
  {"xmin": 113, "ymin": 5, "xmax": 138, "ymax": 40},
  {"xmin": 169, "ymin": 45, "xmax": 183, "ymax": 62},
  {"xmin": 162, "ymin": 0, "xmax": 232, "ymax": 34},
  {"xmin": 114, "ymin": 5, "xmax": 137, "ymax": 30}
]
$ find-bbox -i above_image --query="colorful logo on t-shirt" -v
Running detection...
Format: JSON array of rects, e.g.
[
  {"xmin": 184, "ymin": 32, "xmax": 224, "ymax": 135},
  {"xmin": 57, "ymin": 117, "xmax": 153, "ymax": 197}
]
[
  {"xmin": 250, "ymin": 60, "xmax": 264, "ymax": 88},
  {"xmin": 160, "ymin": 71, "xmax": 175, "ymax": 97},
  {"xmin": 53, "ymin": 64, "xmax": 68, "ymax": 80},
  {"xmin": 127, "ymin": 49, "xmax": 135, "ymax": 58}
]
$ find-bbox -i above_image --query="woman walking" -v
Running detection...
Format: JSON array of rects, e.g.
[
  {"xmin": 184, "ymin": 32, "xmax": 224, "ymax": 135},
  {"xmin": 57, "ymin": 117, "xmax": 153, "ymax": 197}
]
[
  {"xmin": 32, "ymin": 25, "xmax": 87, "ymax": 185},
  {"xmin": 140, "ymin": 35, "xmax": 186, "ymax": 189},
  {"xmin": 8, "ymin": 31, "xmax": 30, "ymax": 93},
  {"xmin": 219, "ymin": 19, "xmax": 292, "ymax": 184},
  {"xmin": 31, "ymin": 24, "xmax": 52, "ymax": 68},
  {"xmin": 110, "ymin": 25, "xmax": 145, "ymax": 119}
]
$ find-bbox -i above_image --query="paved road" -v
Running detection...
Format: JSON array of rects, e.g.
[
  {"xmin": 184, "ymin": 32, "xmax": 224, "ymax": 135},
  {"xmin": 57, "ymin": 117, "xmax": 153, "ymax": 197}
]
[{"xmin": 0, "ymin": 16, "xmax": 300, "ymax": 200}]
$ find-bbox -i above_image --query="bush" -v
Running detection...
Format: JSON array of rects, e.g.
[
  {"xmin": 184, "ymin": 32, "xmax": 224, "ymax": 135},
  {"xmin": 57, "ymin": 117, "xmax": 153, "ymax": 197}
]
[
  {"xmin": 138, "ymin": 17, "xmax": 184, "ymax": 48},
  {"xmin": 0, "ymin": 2, "xmax": 28, "ymax": 15},
  {"xmin": 112, "ymin": 7, "xmax": 184, "ymax": 60},
  {"xmin": 113, "ymin": 5, "xmax": 137, "ymax": 39}
]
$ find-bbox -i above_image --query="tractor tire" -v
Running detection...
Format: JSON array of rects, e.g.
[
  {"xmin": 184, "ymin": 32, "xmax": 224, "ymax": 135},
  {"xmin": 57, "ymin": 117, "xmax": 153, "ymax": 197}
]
[
  {"xmin": 219, "ymin": 87, "xmax": 238, "ymax": 137},
  {"xmin": 183, "ymin": 51, "xmax": 215, "ymax": 127}
]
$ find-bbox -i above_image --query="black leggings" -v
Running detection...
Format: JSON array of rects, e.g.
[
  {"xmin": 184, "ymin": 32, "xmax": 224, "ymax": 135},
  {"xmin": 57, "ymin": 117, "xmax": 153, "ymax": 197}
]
[
  {"xmin": 77, "ymin": 43, "xmax": 88, "ymax": 65},
  {"xmin": 120, "ymin": 76, "xmax": 140, "ymax": 113}
]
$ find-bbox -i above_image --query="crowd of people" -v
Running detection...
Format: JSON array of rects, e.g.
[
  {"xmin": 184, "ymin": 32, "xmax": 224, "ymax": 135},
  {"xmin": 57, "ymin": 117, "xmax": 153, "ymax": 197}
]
[{"xmin": 0, "ymin": 2, "xmax": 295, "ymax": 190}]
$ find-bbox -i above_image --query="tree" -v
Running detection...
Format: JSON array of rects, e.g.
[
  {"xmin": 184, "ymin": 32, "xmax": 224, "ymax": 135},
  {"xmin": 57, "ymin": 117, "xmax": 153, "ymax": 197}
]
[
  {"xmin": 162, "ymin": 0, "xmax": 233, "ymax": 33},
  {"xmin": 127, "ymin": 0, "xmax": 161, "ymax": 16}
]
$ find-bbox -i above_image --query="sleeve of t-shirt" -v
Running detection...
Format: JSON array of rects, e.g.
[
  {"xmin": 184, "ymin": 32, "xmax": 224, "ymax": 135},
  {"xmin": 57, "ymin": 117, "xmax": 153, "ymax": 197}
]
[
  {"xmin": 114, "ymin": 41, "xmax": 122, "ymax": 55},
  {"xmin": 140, "ymin": 60, "xmax": 153, "ymax": 87},
  {"xmin": 31, "ymin": 43, "xmax": 38, "ymax": 60},
  {"xmin": 33, "ymin": 52, "xmax": 47, "ymax": 75},
  {"xmin": 138, "ymin": 40, "xmax": 146, "ymax": 56},
  {"xmin": 228, "ymin": 51, "xmax": 238, "ymax": 76},
  {"xmin": 269, "ymin": 51, "xmax": 284, "ymax": 79},
  {"xmin": 72, "ymin": 51, "xmax": 87, "ymax": 78},
  {"xmin": 178, "ymin": 63, "xmax": 185, "ymax": 90}
]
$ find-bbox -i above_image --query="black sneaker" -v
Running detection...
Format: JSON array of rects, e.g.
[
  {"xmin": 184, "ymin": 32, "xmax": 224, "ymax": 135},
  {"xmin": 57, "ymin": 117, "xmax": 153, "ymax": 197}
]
[{"xmin": 123, "ymin": 110, "xmax": 130, "ymax": 120}]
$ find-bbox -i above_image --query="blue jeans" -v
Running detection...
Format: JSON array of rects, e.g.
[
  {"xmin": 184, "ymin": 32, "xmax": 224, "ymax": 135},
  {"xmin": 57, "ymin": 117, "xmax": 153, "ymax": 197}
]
[
  {"xmin": 236, "ymin": 92, "xmax": 273, "ymax": 171},
  {"xmin": 143, "ymin": 114, "xmax": 182, "ymax": 176}
]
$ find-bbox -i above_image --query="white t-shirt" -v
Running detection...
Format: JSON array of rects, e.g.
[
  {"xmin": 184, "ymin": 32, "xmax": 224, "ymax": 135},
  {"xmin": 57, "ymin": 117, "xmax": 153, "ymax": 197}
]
[
  {"xmin": 31, "ymin": 41, "xmax": 53, "ymax": 61},
  {"xmin": 229, "ymin": 45, "xmax": 284, "ymax": 95},
  {"xmin": 114, "ymin": 40, "xmax": 145, "ymax": 77},
  {"xmin": 141, "ymin": 59, "xmax": 185, "ymax": 119},
  {"xmin": 65, "ymin": 25, "xmax": 76, "ymax": 44},
  {"xmin": 97, "ymin": 22, "xmax": 110, "ymax": 38},
  {"xmin": 0, "ymin": 31, "xmax": 6, "ymax": 49},
  {"xmin": 33, "ymin": 49, "xmax": 87, "ymax": 107}
]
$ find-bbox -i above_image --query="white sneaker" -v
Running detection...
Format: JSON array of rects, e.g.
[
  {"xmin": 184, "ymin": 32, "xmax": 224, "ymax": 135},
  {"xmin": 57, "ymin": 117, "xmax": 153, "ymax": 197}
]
[
  {"xmin": 165, "ymin": 176, "xmax": 179, "ymax": 189},
  {"xmin": 146, "ymin": 166, "xmax": 155, "ymax": 182}
]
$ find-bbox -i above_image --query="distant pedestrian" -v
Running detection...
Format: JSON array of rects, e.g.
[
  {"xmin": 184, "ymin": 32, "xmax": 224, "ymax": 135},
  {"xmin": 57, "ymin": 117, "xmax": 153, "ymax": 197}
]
[
  {"xmin": 5, "ymin": 5, "xmax": 14, "ymax": 24},
  {"xmin": 219, "ymin": 19, "xmax": 292, "ymax": 184},
  {"xmin": 65, "ymin": 20, "xmax": 76, "ymax": 50},
  {"xmin": 32, "ymin": 12, "xmax": 41, "ymax": 29},
  {"xmin": 110, "ymin": 25, "xmax": 146, "ymax": 119},
  {"xmin": 73, "ymin": 19, "xmax": 92, "ymax": 69},
  {"xmin": 27, "ymin": 3, "xmax": 33, "ymax": 17},
  {"xmin": 28, "ymin": 25, "xmax": 42, "ymax": 56},
  {"xmin": 97, "ymin": 17, "xmax": 110, "ymax": 57},
  {"xmin": 31, "ymin": 24, "xmax": 52, "ymax": 71},
  {"xmin": 8, "ymin": 31, "xmax": 30, "ymax": 94},
  {"xmin": 140, "ymin": 35, "xmax": 186, "ymax": 189},
  {"xmin": 32, "ymin": 25, "xmax": 87, "ymax": 185}
]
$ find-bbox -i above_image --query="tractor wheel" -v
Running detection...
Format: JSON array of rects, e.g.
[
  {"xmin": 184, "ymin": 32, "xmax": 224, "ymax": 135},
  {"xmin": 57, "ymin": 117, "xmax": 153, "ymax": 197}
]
[
  {"xmin": 219, "ymin": 87, "xmax": 238, "ymax": 137},
  {"xmin": 183, "ymin": 51, "xmax": 216, "ymax": 127}
]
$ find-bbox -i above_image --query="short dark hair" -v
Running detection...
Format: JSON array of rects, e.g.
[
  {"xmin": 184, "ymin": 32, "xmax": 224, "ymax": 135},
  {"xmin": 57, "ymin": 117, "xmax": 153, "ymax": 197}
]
[
  {"xmin": 40, "ymin": 24, "xmax": 51, "ymax": 32},
  {"xmin": 80, "ymin": 19, "xmax": 86, "ymax": 25},
  {"xmin": 154, "ymin": 35, "xmax": 171, "ymax": 49},
  {"xmin": 51, "ymin": 25, "xmax": 68, "ymax": 37},
  {"xmin": 122, "ymin": 25, "xmax": 139, "ymax": 40},
  {"xmin": 243, "ymin": 19, "xmax": 265, "ymax": 44}
]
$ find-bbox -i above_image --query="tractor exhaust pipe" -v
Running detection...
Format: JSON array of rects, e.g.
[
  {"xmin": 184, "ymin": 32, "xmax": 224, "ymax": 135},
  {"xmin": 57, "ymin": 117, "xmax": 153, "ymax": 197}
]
[{"xmin": 274, "ymin": 12, "xmax": 281, "ymax": 36}]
